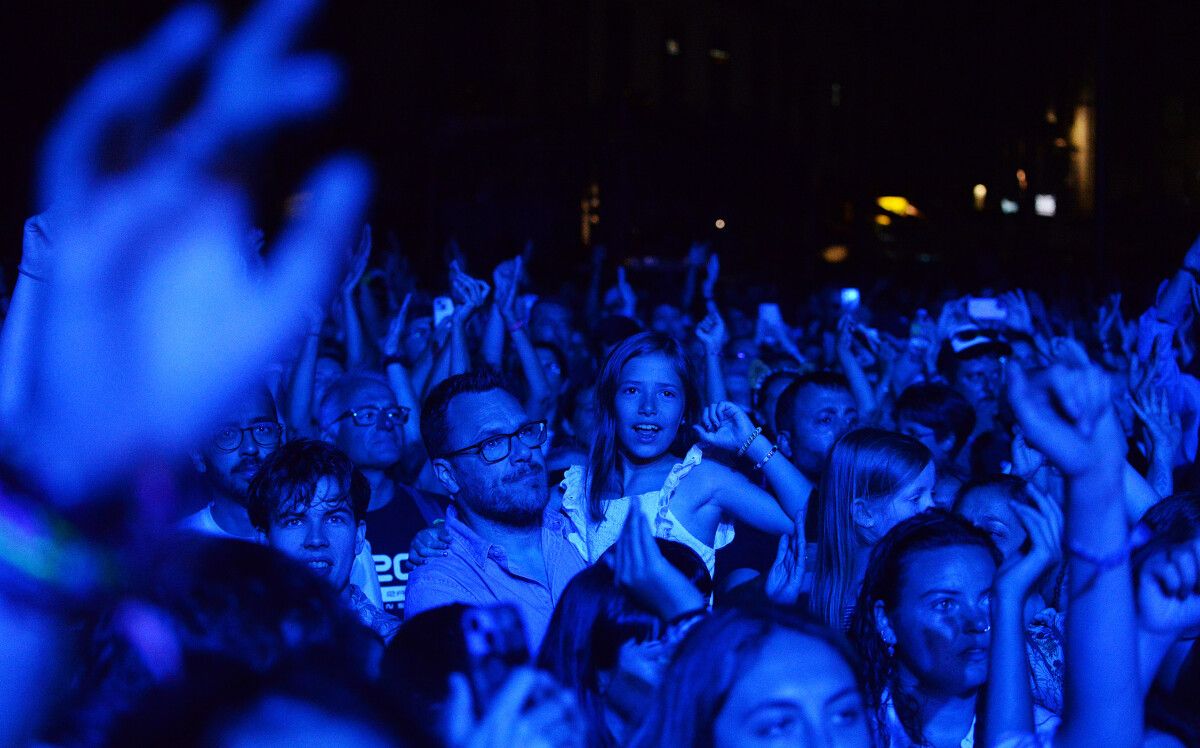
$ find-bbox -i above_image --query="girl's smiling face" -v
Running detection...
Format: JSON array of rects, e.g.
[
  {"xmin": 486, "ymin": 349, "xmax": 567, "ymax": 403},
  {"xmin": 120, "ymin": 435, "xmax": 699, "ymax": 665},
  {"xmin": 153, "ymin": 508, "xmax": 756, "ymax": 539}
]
[{"xmin": 614, "ymin": 352, "xmax": 686, "ymax": 463}]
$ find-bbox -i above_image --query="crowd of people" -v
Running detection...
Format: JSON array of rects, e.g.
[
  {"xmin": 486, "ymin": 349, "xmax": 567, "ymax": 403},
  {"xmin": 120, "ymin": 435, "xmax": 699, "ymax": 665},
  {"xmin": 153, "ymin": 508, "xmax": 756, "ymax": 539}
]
[{"xmin": 2, "ymin": 1, "xmax": 1199, "ymax": 746}]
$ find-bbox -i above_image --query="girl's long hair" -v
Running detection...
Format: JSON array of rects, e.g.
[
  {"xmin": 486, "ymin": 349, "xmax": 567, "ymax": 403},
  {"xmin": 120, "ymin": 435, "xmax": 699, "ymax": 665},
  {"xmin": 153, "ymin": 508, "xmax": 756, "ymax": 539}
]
[
  {"xmin": 586, "ymin": 332, "xmax": 700, "ymax": 522},
  {"xmin": 809, "ymin": 428, "xmax": 932, "ymax": 630},
  {"xmin": 629, "ymin": 606, "xmax": 864, "ymax": 748},
  {"xmin": 848, "ymin": 510, "xmax": 999, "ymax": 748}
]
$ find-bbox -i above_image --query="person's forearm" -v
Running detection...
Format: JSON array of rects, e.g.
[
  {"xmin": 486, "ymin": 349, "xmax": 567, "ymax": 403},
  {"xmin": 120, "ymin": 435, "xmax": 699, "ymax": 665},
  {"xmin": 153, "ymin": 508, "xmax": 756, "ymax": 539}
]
[
  {"xmin": 357, "ymin": 281, "xmax": 385, "ymax": 349},
  {"xmin": 1145, "ymin": 447, "xmax": 1174, "ymax": 498},
  {"xmin": 283, "ymin": 332, "xmax": 320, "ymax": 437},
  {"xmin": 340, "ymin": 289, "xmax": 365, "ymax": 369},
  {"xmin": 982, "ymin": 595, "xmax": 1035, "ymax": 746},
  {"xmin": 1154, "ymin": 269, "xmax": 1193, "ymax": 327},
  {"xmin": 1123, "ymin": 461, "xmax": 1162, "ymax": 524},
  {"xmin": 511, "ymin": 325, "xmax": 552, "ymax": 420},
  {"xmin": 0, "ymin": 275, "xmax": 44, "ymax": 426},
  {"xmin": 837, "ymin": 351, "xmax": 878, "ymax": 417},
  {"xmin": 1056, "ymin": 464, "xmax": 1142, "ymax": 748},
  {"xmin": 423, "ymin": 338, "xmax": 453, "ymax": 399},
  {"xmin": 481, "ymin": 304, "xmax": 504, "ymax": 368},
  {"xmin": 384, "ymin": 358, "xmax": 422, "ymax": 453},
  {"xmin": 449, "ymin": 318, "xmax": 469, "ymax": 377},
  {"xmin": 1137, "ymin": 629, "xmax": 1179, "ymax": 698},
  {"xmin": 704, "ymin": 351, "xmax": 728, "ymax": 404},
  {"xmin": 745, "ymin": 435, "xmax": 812, "ymax": 526}
]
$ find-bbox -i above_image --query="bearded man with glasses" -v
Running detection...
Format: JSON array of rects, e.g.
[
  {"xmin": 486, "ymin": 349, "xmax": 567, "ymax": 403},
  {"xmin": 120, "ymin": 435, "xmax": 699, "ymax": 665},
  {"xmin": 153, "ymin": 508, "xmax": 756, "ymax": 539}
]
[{"xmin": 405, "ymin": 369, "xmax": 585, "ymax": 649}]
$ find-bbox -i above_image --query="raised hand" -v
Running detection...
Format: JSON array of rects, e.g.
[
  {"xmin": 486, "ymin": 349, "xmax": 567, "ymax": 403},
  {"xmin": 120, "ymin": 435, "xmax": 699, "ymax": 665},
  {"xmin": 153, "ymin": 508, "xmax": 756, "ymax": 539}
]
[
  {"xmin": 443, "ymin": 668, "xmax": 585, "ymax": 748},
  {"xmin": 702, "ymin": 252, "xmax": 720, "ymax": 299},
  {"xmin": 1006, "ymin": 345, "xmax": 1126, "ymax": 479},
  {"xmin": 995, "ymin": 485, "xmax": 1064, "ymax": 603},
  {"xmin": 16, "ymin": 0, "xmax": 371, "ymax": 498},
  {"xmin": 611, "ymin": 506, "xmax": 706, "ymax": 619},
  {"xmin": 450, "ymin": 261, "xmax": 490, "ymax": 321},
  {"xmin": 999, "ymin": 289, "xmax": 1035, "ymax": 335},
  {"xmin": 1130, "ymin": 387, "xmax": 1183, "ymax": 461},
  {"xmin": 1008, "ymin": 427, "xmax": 1046, "ymax": 481},
  {"xmin": 381, "ymin": 293, "xmax": 412, "ymax": 357},
  {"xmin": 693, "ymin": 401, "xmax": 758, "ymax": 452},
  {"xmin": 492, "ymin": 256, "xmax": 523, "ymax": 323},
  {"xmin": 1138, "ymin": 537, "xmax": 1200, "ymax": 636},
  {"xmin": 615, "ymin": 266, "xmax": 637, "ymax": 317},
  {"xmin": 695, "ymin": 301, "xmax": 727, "ymax": 354},
  {"xmin": 765, "ymin": 515, "xmax": 806, "ymax": 605}
]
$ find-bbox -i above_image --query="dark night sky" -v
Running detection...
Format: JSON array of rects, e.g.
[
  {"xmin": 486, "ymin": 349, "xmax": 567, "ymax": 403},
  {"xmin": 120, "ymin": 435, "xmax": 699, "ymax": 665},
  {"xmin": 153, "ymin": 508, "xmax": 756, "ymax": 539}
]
[{"xmin": 6, "ymin": 1, "xmax": 1200, "ymax": 305}]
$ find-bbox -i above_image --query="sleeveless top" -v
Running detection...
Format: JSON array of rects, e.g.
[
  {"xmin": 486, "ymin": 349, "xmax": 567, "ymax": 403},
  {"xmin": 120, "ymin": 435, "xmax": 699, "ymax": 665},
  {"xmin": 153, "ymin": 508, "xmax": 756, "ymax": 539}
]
[{"xmin": 557, "ymin": 445, "xmax": 735, "ymax": 575}]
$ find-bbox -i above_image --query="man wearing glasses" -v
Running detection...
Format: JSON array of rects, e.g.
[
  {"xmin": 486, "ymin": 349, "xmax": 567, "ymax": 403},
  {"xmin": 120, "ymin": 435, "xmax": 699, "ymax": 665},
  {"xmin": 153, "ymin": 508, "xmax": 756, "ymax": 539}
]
[
  {"xmin": 320, "ymin": 372, "xmax": 445, "ymax": 616},
  {"xmin": 182, "ymin": 387, "xmax": 383, "ymax": 606},
  {"xmin": 405, "ymin": 369, "xmax": 585, "ymax": 648}
]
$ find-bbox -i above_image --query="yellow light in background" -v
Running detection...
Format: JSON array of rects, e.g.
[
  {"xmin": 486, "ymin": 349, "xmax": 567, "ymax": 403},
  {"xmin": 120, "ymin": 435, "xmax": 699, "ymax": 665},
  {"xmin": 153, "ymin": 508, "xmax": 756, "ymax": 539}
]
[
  {"xmin": 874, "ymin": 214, "xmax": 892, "ymax": 226},
  {"xmin": 973, "ymin": 183, "xmax": 987, "ymax": 210},
  {"xmin": 665, "ymin": 38, "xmax": 680, "ymax": 56},
  {"xmin": 876, "ymin": 196, "xmax": 910, "ymax": 215},
  {"xmin": 1054, "ymin": 137, "xmax": 1068, "ymax": 148},
  {"xmin": 708, "ymin": 48, "xmax": 730, "ymax": 62},
  {"xmin": 822, "ymin": 245, "xmax": 849, "ymax": 263},
  {"xmin": 1016, "ymin": 169, "xmax": 1028, "ymax": 190},
  {"xmin": 714, "ymin": 218, "xmax": 726, "ymax": 230}
]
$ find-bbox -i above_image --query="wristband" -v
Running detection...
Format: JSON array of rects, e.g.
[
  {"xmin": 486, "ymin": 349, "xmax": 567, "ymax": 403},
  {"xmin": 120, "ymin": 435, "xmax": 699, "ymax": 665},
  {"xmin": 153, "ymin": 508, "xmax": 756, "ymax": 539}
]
[
  {"xmin": 1067, "ymin": 522, "xmax": 1151, "ymax": 570},
  {"xmin": 754, "ymin": 444, "xmax": 779, "ymax": 470},
  {"xmin": 735, "ymin": 427, "xmax": 763, "ymax": 458}
]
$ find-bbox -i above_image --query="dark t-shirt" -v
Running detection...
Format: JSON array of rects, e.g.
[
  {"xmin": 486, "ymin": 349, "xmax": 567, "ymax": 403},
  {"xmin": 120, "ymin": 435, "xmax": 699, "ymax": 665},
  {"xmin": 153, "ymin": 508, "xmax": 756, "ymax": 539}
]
[{"xmin": 367, "ymin": 484, "xmax": 446, "ymax": 617}]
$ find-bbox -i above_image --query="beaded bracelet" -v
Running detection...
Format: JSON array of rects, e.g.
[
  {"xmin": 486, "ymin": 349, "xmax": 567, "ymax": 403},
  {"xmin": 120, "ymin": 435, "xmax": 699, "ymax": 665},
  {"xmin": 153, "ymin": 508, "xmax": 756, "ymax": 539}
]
[
  {"xmin": 735, "ymin": 427, "xmax": 763, "ymax": 458},
  {"xmin": 754, "ymin": 444, "xmax": 779, "ymax": 470},
  {"xmin": 1067, "ymin": 522, "xmax": 1151, "ymax": 570}
]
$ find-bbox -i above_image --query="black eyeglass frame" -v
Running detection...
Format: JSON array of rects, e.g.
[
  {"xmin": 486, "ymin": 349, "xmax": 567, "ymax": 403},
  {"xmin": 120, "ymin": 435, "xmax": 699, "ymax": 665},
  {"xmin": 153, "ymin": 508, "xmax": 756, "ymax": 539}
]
[
  {"xmin": 211, "ymin": 422, "xmax": 284, "ymax": 453},
  {"xmin": 440, "ymin": 420, "xmax": 549, "ymax": 464}
]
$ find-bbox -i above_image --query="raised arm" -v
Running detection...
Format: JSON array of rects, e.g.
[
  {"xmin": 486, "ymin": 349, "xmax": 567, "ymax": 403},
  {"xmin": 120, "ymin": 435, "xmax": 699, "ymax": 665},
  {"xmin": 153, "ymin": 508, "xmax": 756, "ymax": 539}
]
[
  {"xmin": 981, "ymin": 486, "xmax": 1063, "ymax": 747},
  {"xmin": 0, "ymin": 214, "xmax": 53, "ymax": 428},
  {"xmin": 695, "ymin": 301, "xmax": 729, "ymax": 405},
  {"xmin": 694, "ymin": 401, "xmax": 813, "ymax": 535},
  {"xmin": 281, "ymin": 305, "xmax": 323, "ymax": 438},
  {"xmin": 835, "ymin": 316, "xmax": 878, "ymax": 418},
  {"xmin": 1007, "ymin": 347, "xmax": 1142, "ymax": 748}
]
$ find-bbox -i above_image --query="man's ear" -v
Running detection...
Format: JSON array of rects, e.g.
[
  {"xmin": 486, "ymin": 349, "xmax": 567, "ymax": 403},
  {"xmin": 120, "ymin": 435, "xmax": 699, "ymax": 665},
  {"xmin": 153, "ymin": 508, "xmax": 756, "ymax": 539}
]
[
  {"xmin": 851, "ymin": 497, "xmax": 875, "ymax": 533},
  {"xmin": 873, "ymin": 599, "xmax": 896, "ymax": 645},
  {"xmin": 776, "ymin": 430, "xmax": 793, "ymax": 460},
  {"xmin": 354, "ymin": 520, "xmax": 366, "ymax": 556},
  {"xmin": 431, "ymin": 458, "xmax": 460, "ymax": 496}
]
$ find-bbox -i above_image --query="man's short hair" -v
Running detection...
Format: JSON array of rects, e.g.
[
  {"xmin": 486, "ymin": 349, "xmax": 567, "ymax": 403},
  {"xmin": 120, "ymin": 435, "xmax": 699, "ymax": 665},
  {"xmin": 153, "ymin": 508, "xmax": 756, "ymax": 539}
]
[
  {"xmin": 246, "ymin": 439, "xmax": 369, "ymax": 532},
  {"xmin": 318, "ymin": 371, "xmax": 392, "ymax": 430},
  {"xmin": 421, "ymin": 369, "xmax": 512, "ymax": 458},
  {"xmin": 895, "ymin": 382, "xmax": 977, "ymax": 457},
  {"xmin": 935, "ymin": 338, "xmax": 1010, "ymax": 381},
  {"xmin": 774, "ymin": 371, "xmax": 852, "ymax": 434}
]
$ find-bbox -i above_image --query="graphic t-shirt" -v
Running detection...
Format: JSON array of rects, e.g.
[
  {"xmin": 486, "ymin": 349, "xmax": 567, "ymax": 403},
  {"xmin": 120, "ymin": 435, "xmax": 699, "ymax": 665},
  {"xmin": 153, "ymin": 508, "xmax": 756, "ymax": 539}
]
[{"xmin": 367, "ymin": 484, "xmax": 445, "ymax": 617}]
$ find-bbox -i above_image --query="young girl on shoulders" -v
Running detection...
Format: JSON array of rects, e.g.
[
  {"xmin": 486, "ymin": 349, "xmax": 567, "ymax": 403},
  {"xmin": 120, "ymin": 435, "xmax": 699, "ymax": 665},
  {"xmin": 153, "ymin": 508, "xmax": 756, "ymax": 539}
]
[{"xmin": 557, "ymin": 332, "xmax": 812, "ymax": 574}]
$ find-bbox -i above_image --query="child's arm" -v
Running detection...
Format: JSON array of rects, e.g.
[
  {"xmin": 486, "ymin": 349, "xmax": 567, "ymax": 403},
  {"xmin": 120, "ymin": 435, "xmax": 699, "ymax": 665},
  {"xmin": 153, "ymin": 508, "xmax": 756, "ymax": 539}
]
[{"xmin": 693, "ymin": 401, "xmax": 814, "ymax": 535}]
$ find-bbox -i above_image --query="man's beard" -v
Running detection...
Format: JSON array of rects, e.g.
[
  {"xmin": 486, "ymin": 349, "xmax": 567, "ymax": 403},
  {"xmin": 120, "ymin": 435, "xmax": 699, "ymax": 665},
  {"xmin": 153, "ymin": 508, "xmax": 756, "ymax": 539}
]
[{"xmin": 466, "ymin": 468, "xmax": 547, "ymax": 528}]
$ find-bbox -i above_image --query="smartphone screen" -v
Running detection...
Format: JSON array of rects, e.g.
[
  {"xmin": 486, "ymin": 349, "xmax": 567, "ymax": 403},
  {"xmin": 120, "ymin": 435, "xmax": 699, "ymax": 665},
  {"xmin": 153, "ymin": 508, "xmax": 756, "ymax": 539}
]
[
  {"xmin": 432, "ymin": 296, "xmax": 455, "ymax": 327},
  {"xmin": 840, "ymin": 288, "xmax": 861, "ymax": 311},
  {"xmin": 967, "ymin": 297, "xmax": 1005, "ymax": 321}
]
